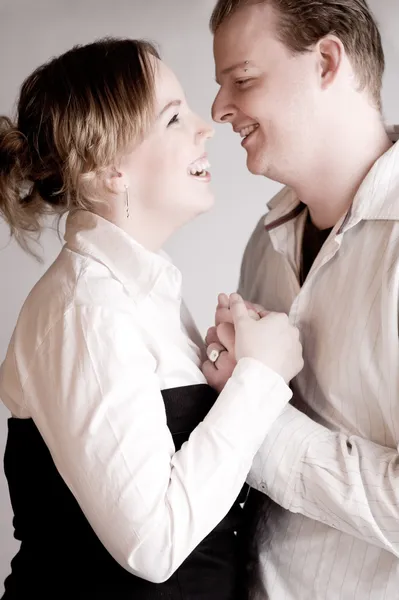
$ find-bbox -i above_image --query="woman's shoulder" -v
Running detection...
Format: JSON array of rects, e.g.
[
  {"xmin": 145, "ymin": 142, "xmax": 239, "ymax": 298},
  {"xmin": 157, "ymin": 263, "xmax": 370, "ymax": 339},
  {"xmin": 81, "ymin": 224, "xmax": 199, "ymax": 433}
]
[
  {"xmin": 0, "ymin": 247, "xmax": 150, "ymax": 414},
  {"xmin": 15, "ymin": 246, "xmax": 139, "ymax": 349}
]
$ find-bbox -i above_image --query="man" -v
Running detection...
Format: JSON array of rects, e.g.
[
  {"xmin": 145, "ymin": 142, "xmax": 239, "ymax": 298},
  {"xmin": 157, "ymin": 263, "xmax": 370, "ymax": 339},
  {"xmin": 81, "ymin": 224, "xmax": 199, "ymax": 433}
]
[{"xmin": 203, "ymin": 0, "xmax": 399, "ymax": 598}]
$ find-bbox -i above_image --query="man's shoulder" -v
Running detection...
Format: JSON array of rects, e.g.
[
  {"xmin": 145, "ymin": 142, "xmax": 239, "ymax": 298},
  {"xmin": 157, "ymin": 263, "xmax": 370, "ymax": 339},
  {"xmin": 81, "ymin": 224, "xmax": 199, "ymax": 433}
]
[
  {"xmin": 238, "ymin": 188, "xmax": 291, "ymax": 297},
  {"xmin": 245, "ymin": 186, "xmax": 293, "ymax": 250},
  {"xmin": 266, "ymin": 185, "xmax": 294, "ymax": 211}
]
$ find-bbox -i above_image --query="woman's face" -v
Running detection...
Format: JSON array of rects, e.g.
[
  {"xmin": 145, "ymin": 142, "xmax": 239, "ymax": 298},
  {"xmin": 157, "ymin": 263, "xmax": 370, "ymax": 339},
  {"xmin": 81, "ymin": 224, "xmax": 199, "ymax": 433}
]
[{"xmin": 119, "ymin": 56, "xmax": 215, "ymax": 245}]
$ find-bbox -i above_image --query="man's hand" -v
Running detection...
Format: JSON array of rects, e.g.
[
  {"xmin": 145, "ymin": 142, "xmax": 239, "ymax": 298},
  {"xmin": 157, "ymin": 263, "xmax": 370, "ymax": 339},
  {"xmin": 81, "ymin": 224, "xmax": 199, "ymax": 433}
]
[
  {"xmin": 202, "ymin": 294, "xmax": 267, "ymax": 393},
  {"xmin": 203, "ymin": 293, "xmax": 303, "ymax": 392},
  {"xmin": 215, "ymin": 293, "xmax": 264, "ymax": 326}
]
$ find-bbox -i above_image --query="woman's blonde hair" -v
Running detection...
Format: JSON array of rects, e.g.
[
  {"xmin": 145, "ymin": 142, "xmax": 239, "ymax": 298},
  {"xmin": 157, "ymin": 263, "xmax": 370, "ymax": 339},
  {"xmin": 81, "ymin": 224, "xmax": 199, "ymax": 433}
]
[{"xmin": 0, "ymin": 37, "xmax": 159, "ymax": 253}]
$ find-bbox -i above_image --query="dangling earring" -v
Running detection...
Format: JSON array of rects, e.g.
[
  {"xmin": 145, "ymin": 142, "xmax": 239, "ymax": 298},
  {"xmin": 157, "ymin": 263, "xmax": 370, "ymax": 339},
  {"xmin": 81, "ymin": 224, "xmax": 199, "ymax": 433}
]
[{"xmin": 124, "ymin": 184, "xmax": 130, "ymax": 219}]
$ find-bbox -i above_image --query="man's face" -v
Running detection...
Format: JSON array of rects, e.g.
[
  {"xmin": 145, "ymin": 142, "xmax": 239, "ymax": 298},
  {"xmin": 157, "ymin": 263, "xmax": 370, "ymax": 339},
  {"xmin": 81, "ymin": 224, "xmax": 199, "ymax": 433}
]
[{"xmin": 212, "ymin": 3, "xmax": 322, "ymax": 184}]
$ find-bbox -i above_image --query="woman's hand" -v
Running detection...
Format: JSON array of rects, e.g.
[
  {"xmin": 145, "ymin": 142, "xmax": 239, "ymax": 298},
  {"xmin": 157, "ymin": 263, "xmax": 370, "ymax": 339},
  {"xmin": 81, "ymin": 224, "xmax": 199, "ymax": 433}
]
[{"xmin": 202, "ymin": 293, "xmax": 303, "ymax": 390}]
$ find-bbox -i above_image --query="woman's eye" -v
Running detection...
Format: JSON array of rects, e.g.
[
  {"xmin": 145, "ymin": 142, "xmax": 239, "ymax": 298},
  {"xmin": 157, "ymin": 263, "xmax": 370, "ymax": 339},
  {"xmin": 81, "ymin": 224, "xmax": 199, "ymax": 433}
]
[{"xmin": 167, "ymin": 113, "xmax": 180, "ymax": 127}]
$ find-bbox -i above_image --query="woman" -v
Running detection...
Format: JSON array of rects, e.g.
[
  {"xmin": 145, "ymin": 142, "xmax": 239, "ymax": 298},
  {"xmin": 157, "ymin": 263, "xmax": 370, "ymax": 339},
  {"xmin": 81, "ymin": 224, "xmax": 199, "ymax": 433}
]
[{"xmin": 0, "ymin": 38, "xmax": 303, "ymax": 598}]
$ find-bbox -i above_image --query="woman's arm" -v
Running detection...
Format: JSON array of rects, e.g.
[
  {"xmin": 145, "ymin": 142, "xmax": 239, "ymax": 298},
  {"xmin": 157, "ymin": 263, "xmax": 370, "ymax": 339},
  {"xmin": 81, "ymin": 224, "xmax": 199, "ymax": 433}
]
[{"xmin": 17, "ymin": 305, "xmax": 292, "ymax": 583}]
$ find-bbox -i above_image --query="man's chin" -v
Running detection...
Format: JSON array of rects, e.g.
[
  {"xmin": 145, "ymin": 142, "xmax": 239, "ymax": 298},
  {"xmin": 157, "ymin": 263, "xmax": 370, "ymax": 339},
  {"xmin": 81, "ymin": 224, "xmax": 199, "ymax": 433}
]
[
  {"xmin": 246, "ymin": 154, "xmax": 282, "ymax": 182},
  {"xmin": 245, "ymin": 153, "xmax": 264, "ymax": 176}
]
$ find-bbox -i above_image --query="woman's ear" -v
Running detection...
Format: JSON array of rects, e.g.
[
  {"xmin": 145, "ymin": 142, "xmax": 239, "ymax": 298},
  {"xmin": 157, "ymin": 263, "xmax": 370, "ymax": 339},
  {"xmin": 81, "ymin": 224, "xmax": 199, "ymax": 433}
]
[{"xmin": 103, "ymin": 165, "xmax": 129, "ymax": 195}]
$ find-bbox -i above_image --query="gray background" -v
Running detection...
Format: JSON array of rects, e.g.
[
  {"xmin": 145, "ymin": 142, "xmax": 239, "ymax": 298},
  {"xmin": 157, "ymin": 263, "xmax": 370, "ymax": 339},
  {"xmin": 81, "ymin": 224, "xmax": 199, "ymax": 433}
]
[{"xmin": 0, "ymin": 0, "xmax": 398, "ymax": 591}]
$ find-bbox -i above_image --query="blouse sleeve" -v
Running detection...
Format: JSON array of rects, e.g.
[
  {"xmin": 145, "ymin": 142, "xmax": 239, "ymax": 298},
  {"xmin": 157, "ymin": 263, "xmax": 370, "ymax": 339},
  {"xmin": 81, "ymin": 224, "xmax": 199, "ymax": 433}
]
[{"xmin": 18, "ymin": 305, "xmax": 292, "ymax": 583}]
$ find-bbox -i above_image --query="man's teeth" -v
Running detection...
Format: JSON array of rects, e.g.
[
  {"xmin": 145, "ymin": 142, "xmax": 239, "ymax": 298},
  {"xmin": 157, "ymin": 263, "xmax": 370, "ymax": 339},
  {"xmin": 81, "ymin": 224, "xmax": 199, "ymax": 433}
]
[
  {"xmin": 188, "ymin": 158, "xmax": 210, "ymax": 176},
  {"xmin": 240, "ymin": 124, "xmax": 259, "ymax": 138}
]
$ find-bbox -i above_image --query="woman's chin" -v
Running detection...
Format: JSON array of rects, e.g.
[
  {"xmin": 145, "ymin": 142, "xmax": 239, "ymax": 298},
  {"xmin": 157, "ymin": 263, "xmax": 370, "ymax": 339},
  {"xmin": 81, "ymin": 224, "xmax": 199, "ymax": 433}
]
[{"xmin": 196, "ymin": 189, "xmax": 215, "ymax": 215}]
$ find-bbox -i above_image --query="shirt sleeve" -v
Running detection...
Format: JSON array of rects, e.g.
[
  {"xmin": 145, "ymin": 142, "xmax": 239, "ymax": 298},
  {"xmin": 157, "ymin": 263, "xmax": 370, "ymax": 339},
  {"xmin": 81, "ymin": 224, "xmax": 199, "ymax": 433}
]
[
  {"xmin": 248, "ymin": 403, "xmax": 399, "ymax": 557},
  {"xmin": 21, "ymin": 305, "xmax": 292, "ymax": 583}
]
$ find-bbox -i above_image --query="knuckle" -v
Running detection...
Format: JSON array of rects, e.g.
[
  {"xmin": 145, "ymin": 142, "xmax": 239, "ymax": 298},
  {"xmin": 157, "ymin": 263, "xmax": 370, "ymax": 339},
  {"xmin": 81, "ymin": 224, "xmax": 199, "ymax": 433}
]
[
  {"xmin": 274, "ymin": 312, "xmax": 288, "ymax": 326},
  {"xmin": 216, "ymin": 322, "xmax": 227, "ymax": 337},
  {"xmin": 217, "ymin": 353, "xmax": 236, "ymax": 371},
  {"xmin": 292, "ymin": 331, "xmax": 300, "ymax": 343},
  {"xmin": 206, "ymin": 372, "xmax": 218, "ymax": 387},
  {"xmin": 205, "ymin": 329, "xmax": 215, "ymax": 345},
  {"xmin": 201, "ymin": 362, "xmax": 211, "ymax": 379},
  {"xmin": 202, "ymin": 359, "xmax": 212, "ymax": 371}
]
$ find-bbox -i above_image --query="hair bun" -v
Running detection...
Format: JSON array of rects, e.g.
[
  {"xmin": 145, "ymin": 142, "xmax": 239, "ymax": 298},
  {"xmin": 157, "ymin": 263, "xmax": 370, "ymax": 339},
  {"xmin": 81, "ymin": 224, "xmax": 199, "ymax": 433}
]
[{"xmin": 0, "ymin": 116, "xmax": 29, "ymax": 177}]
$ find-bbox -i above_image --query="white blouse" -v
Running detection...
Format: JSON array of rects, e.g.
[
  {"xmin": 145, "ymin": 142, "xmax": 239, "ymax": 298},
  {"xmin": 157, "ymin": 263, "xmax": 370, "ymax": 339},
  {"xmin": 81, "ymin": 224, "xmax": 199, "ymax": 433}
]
[{"xmin": 0, "ymin": 210, "xmax": 292, "ymax": 583}]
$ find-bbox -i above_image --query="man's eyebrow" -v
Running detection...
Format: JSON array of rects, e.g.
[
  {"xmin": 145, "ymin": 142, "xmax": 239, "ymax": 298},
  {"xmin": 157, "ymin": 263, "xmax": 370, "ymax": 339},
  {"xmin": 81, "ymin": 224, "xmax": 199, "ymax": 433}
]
[{"xmin": 215, "ymin": 61, "xmax": 253, "ymax": 85}]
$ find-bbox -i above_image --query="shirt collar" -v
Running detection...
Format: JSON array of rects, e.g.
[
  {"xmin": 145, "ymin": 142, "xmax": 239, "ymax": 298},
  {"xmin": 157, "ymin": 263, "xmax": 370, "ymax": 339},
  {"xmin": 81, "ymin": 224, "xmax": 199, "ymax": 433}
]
[
  {"xmin": 64, "ymin": 210, "xmax": 182, "ymax": 301},
  {"xmin": 264, "ymin": 187, "xmax": 304, "ymax": 232},
  {"xmin": 349, "ymin": 138, "xmax": 399, "ymax": 223},
  {"xmin": 264, "ymin": 127, "xmax": 399, "ymax": 232}
]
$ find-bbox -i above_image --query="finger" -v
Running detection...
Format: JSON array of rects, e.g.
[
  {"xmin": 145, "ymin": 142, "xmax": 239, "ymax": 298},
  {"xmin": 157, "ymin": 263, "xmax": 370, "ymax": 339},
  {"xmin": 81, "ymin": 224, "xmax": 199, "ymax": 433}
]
[
  {"xmin": 244, "ymin": 301, "xmax": 264, "ymax": 320},
  {"xmin": 229, "ymin": 293, "xmax": 249, "ymax": 325},
  {"xmin": 213, "ymin": 348, "xmax": 236, "ymax": 373},
  {"xmin": 202, "ymin": 359, "xmax": 217, "ymax": 382},
  {"xmin": 252, "ymin": 303, "xmax": 267, "ymax": 314},
  {"xmin": 206, "ymin": 342, "xmax": 226, "ymax": 363},
  {"xmin": 217, "ymin": 293, "xmax": 229, "ymax": 309},
  {"xmin": 217, "ymin": 322, "xmax": 235, "ymax": 354},
  {"xmin": 258, "ymin": 310, "xmax": 269, "ymax": 319},
  {"xmin": 215, "ymin": 306, "xmax": 234, "ymax": 326},
  {"xmin": 244, "ymin": 300, "xmax": 257, "ymax": 310},
  {"xmin": 202, "ymin": 360, "xmax": 229, "ymax": 393},
  {"xmin": 247, "ymin": 309, "xmax": 261, "ymax": 321},
  {"xmin": 205, "ymin": 326, "xmax": 219, "ymax": 346}
]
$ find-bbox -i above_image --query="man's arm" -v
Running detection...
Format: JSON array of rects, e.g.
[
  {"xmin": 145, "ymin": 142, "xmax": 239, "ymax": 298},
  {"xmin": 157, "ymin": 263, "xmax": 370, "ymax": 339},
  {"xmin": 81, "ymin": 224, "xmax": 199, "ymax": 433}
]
[
  {"xmin": 248, "ymin": 404, "xmax": 399, "ymax": 557},
  {"xmin": 206, "ymin": 316, "xmax": 399, "ymax": 558},
  {"xmin": 206, "ymin": 212, "xmax": 399, "ymax": 558}
]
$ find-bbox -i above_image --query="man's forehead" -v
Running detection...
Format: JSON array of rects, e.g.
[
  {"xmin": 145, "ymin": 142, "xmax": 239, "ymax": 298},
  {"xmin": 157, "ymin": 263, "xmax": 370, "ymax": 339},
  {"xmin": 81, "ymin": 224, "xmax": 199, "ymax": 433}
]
[
  {"xmin": 213, "ymin": 6, "xmax": 275, "ymax": 63},
  {"xmin": 213, "ymin": 30, "xmax": 255, "ymax": 72},
  {"xmin": 213, "ymin": 27, "xmax": 269, "ymax": 81},
  {"xmin": 213, "ymin": 2, "xmax": 276, "ymax": 50}
]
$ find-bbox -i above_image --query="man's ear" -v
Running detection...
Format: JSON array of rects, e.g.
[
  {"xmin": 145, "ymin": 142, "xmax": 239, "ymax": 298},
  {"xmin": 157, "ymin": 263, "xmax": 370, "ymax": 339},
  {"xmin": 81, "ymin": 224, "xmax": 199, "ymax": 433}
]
[{"xmin": 316, "ymin": 35, "xmax": 344, "ymax": 91}]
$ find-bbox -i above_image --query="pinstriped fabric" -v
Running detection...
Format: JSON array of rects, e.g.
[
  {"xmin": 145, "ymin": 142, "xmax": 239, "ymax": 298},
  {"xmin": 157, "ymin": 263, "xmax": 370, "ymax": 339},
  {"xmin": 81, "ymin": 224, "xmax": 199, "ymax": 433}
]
[{"xmin": 240, "ymin": 140, "xmax": 399, "ymax": 599}]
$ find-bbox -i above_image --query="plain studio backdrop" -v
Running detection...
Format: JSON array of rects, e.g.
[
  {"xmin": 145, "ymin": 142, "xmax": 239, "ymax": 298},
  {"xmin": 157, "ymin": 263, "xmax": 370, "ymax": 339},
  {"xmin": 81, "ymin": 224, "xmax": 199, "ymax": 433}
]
[{"xmin": 0, "ymin": 0, "xmax": 398, "ymax": 591}]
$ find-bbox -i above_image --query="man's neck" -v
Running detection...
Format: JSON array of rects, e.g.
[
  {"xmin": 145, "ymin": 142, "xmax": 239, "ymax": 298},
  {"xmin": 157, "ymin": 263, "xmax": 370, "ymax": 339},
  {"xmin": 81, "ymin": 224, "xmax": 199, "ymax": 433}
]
[{"xmin": 292, "ymin": 113, "xmax": 392, "ymax": 230}]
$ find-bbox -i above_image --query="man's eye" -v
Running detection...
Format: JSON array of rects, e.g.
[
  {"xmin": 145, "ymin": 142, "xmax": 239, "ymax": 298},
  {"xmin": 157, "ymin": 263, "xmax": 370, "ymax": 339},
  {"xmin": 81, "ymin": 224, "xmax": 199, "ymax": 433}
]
[{"xmin": 235, "ymin": 79, "xmax": 252, "ymax": 88}]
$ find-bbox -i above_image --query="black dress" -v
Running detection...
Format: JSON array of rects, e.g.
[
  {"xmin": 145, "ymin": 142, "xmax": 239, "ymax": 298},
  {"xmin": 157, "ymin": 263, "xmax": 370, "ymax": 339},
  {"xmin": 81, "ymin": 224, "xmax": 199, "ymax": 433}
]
[{"xmin": 2, "ymin": 384, "xmax": 246, "ymax": 599}]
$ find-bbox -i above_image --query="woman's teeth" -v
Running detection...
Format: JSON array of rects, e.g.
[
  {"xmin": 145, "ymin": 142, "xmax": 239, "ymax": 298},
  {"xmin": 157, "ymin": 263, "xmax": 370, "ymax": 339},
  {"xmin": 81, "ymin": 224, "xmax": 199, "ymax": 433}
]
[{"xmin": 188, "ymin": 158, "xmax": 210, "ymax": 177}]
